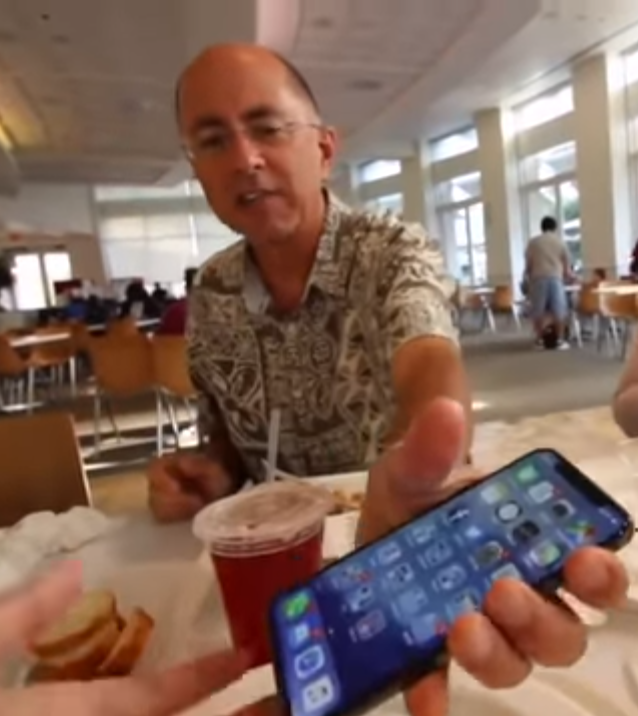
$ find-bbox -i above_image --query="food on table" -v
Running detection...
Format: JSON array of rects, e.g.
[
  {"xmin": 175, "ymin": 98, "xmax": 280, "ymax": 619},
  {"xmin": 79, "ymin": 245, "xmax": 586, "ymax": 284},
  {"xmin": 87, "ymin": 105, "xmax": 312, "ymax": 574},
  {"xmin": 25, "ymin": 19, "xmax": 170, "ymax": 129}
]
[
  {"xmin": 29, "ymin": 589, "xmax": 154, "ymax": 681},
  {"xmin": 329, "ymin": 489, "xmax": 364, "ymax": 514}
]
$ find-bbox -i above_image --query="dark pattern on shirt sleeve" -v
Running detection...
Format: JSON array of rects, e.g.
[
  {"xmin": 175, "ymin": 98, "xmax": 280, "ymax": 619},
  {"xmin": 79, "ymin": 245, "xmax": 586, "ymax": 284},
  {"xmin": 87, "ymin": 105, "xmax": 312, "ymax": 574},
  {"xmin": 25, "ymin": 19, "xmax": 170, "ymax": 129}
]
[{"xmin": 376, "ymin": 222, "xmax": 457, "ymax": 362}]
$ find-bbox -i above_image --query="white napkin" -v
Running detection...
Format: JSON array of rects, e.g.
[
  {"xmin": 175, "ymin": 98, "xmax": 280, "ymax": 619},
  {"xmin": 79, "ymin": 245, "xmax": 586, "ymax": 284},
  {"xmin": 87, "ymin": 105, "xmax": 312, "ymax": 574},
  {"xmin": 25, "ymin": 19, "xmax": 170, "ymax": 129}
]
[{"xmin": 0, "ymin": 507, "xmax": 114, "ymax": 593}]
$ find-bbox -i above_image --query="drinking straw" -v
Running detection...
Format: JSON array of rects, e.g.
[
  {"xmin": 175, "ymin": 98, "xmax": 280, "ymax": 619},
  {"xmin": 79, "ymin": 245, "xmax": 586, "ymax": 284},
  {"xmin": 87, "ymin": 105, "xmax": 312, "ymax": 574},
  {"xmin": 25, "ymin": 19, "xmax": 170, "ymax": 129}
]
[{"xmin": 266, "ymin": 407, "xmax": 281, "ymax": 482}]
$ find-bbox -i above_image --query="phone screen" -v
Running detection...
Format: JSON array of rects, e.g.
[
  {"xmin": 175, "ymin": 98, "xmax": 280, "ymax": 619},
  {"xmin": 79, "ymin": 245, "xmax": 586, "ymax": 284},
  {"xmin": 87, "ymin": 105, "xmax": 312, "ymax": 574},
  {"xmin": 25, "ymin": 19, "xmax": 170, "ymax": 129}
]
[{"xmin": 270, "ymin": 449, "xmax": 633, "ymax": 716}]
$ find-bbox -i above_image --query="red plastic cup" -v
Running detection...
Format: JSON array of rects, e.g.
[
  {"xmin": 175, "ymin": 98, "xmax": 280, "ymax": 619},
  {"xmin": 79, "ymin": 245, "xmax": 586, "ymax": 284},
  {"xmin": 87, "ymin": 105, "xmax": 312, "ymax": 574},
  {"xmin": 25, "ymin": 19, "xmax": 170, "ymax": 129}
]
[{"xmin": 193, "ymin": 481, "xmax": 334, "ymax": 667}]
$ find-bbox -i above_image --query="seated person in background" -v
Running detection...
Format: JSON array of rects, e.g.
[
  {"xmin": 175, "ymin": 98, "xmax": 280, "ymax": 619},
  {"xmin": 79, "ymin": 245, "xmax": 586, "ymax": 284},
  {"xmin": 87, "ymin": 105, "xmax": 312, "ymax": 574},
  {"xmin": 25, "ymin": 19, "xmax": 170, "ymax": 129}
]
[
  {"xmin": 157, "ymin": 268, "xmax": 197, "ymax": 336},
  {"xmin": 120, "ymin": 281, "xmax": 161, "ymax": 320},
  {"xmin": 592, "ymin": 267, "xmax": 607, "ymax": 283},
  {"xmin": 612, "ymin": 337, "xmax": 638, "ymax": 436}
]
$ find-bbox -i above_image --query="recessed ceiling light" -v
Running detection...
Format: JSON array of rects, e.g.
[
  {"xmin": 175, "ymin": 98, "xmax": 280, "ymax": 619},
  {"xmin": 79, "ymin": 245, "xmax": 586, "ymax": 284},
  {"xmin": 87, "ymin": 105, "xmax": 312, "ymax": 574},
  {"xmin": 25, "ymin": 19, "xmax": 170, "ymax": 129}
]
[{"xmin": 348, "ymin": 78, "xmax": 383, "ymax": 91}]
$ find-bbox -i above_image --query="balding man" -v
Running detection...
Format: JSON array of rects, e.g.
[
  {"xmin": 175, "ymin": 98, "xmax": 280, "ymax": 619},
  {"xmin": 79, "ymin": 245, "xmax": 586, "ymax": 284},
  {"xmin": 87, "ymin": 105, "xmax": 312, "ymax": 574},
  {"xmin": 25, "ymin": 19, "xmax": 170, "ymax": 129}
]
[{"xmin": 146, "ymin": 44, "xmax": 628, "ymax": 713}]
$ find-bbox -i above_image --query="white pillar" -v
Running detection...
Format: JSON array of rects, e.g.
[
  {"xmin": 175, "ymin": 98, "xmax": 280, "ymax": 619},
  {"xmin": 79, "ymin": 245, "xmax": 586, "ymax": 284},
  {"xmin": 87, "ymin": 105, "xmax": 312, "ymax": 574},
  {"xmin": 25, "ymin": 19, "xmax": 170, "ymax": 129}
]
[
  {"xmin": 475, "ymin": 108, "xmax": 524, "ymax": 288},
  {"xmin": 573, "ymin": 54, "xmax": 632, "ymax": 275},
  {"xmin": 399, "ymin": 143, "xmax": 449, "ymax": 263}
]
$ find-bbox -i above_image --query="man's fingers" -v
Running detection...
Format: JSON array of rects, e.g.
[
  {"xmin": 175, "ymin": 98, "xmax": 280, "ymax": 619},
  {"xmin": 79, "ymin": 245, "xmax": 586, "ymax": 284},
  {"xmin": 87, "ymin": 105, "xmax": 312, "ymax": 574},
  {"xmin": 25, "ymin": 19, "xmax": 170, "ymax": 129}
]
[
  {"xmin": 395, "ymin": 398, "xmax": 467, "ymax": 494},
  {"xmin": 448, "ymin": 612, "xmax": 532, "ymax": 689},
  {"xmin": 0, "ymin": 561, "xmax": 82, "ymax": 657},
  {"xmin": 404, "ymin": 669, "xmax": 449, "ymax": 716}
]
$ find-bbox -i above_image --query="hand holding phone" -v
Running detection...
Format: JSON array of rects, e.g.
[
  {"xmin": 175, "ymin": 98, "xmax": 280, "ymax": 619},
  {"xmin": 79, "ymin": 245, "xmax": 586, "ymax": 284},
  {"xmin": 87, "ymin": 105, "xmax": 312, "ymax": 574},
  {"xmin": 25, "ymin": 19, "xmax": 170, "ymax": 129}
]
[{"xmin": 270, "ymin": 449, "xmax": 634, "ymax": 716}]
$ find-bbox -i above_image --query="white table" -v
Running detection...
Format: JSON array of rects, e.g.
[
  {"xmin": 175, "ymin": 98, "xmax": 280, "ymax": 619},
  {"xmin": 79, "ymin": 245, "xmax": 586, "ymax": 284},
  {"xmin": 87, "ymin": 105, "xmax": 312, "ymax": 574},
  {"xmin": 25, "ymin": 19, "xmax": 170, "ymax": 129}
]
[
  {"xmin": 593, "ymin": 284, "xmax": 638, "ymax": 296},
  {"xmin": 10, "ymin": 332, "xmax": 71, "ymax": 349}
]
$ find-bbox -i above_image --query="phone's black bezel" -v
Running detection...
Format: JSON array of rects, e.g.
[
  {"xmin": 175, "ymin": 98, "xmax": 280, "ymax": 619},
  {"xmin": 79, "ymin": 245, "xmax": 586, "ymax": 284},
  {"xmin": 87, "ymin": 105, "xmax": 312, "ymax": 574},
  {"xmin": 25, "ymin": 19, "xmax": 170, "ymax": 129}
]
[{"xmin": 269, "ymin": 447, "xmax": 635, "ymax": 716}]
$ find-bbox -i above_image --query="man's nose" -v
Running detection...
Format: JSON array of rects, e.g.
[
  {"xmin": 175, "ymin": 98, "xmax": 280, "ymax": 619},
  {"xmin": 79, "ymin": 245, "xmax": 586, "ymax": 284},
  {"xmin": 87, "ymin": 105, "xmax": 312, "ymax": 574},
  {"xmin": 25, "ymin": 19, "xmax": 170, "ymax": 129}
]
[{"xmin": 228, "ymin": 131, "xmax": 266, "ymax": 172}]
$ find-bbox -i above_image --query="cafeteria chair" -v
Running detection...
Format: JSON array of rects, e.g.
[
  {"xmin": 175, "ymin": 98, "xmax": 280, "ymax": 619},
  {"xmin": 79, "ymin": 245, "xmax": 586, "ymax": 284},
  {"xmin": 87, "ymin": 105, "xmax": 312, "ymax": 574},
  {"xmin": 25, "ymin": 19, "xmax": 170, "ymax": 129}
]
[
  {"xmin": 88, "ymin": 333, "xmax": 154, "ymax": 455},
  {"xmin": 0, "ymin": 411, "xmax": 91, "ymax": 527},
  {"xmin": 151, "ymin": 335, "xmax": 197, "ymax": 454}
]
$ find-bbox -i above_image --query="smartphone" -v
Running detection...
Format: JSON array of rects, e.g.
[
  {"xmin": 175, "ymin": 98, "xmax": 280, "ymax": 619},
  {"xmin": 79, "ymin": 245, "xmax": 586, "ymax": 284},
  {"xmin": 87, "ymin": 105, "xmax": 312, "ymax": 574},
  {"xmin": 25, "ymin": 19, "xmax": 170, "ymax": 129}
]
[{"xmin": 269, "ymin": 449, "xmax": 634, "ymax": 716}]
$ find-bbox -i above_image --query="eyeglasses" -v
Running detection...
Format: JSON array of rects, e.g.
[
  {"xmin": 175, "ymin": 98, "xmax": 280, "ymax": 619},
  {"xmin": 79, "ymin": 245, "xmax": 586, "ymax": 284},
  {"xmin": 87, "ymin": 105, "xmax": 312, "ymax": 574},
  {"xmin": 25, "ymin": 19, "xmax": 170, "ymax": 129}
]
[{"xmin": 182, "ymin": 120, "xmax": 324, "ymax": 162}]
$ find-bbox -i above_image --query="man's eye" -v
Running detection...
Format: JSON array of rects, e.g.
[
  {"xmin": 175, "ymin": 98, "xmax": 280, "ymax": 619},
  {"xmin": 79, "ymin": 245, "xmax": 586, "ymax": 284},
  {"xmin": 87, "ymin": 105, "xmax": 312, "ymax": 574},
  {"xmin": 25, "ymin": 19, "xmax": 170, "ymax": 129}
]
[
  {"xmin": 252, "ymin": 124, "xmax": 282, "ymax": 138},
  {"xmin": 197, "ymin": 134, "xmax": 226, "ymax": 149}
]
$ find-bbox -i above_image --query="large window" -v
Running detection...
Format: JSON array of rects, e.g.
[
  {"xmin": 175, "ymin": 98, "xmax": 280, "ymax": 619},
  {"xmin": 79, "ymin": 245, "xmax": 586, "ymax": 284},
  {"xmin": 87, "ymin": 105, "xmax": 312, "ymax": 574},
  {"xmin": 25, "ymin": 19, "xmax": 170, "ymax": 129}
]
[
  {"xmin": 95, "ymin": 180, "xmax": 238, "ymax": 283},
  {"xmin": 520, "ymin": 142, "xmax": 577, "ymax": 184},
  {"xmin": 436, "ymin": 172, "xmax": 481, "ymax": 205},
  {"xmin": 431, "ymin": 128, "xmax": 478, "ymax": 161},
  {"xmin": 525, "ymin": 180, "xmax": 582, "ymax": 269},
  {"xmin": 625, "ymin": 47, "xmax": 638, "ymax": 86},
  {"xmin": 359, "ymin": 159, "xmax": 402, "ymax": 183},
  {"xmin": 515, "ymin": 85, "xmax": 574, "ymax": 131},
  {"xmin": 435, "ymin": 171, "xmax": 485, "ymax": 284},
  {"xmin": 519, "ymin": 140, "xmax": 581, "ymax": 268},
  {"xmin": 365, "ymin": 193, "xmax": 403, "ymax": 214},
  {"xmin": 439, "ymin": 203, "xmax": 486, "ymax": 285}
]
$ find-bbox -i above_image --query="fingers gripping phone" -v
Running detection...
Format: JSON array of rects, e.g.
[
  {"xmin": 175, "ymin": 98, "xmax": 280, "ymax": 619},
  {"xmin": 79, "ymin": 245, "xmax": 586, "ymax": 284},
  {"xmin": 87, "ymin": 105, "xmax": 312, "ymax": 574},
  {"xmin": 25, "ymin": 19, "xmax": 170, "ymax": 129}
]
[{"xmin": 269, "ymin": 449, "xmax": 634, "ymax": 716}]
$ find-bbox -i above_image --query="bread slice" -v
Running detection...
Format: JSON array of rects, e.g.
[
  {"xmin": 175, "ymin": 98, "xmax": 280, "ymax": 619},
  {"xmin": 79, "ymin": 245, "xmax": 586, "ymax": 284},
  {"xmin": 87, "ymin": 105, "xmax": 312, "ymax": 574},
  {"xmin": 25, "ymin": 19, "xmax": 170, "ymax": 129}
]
[
  {"xmin": 98, "ymin": 608, "xmax": 155, "ymax": 677},
  {"xmin": 34, "ymin": 619, "xmax": 121, "ymax": 681},
  {"xmin": 31, "ymin": 590, "xmax": 117, "ymax": 659}
]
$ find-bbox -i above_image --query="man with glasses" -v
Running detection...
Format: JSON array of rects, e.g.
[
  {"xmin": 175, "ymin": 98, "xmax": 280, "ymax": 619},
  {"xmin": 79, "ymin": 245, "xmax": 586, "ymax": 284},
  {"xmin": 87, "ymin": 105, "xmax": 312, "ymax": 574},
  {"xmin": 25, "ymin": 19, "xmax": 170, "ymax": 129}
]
[{"xmin": 145, "ymin": 44, "xmax": 628, "ymax": 715}]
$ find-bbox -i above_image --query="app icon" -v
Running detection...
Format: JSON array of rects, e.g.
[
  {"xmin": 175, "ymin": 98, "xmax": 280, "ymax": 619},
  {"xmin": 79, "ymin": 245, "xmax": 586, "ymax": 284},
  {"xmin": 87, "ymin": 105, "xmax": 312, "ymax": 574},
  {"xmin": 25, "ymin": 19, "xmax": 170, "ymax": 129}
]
[
  {"xmin": 464, "ymin": 525, "xmax": 483, "ymax": 541},
  {"xmin": 331, "ymin": 563, "xmax": 370, "ymax": 590},
  {"xmin": 294, "ymin": 645, "xmax": 325, "ymax": 679},
  {"xmin": 491, "ymin": 563, "xmax": 523, "ymax": 582},
  {"xmin": 529, "ymin": 539, "xmax": 563, "ymax": 568},
  {"xmin": 407, "ymin": 613, "xmax": 447, "ymax": 645},
  {"xmin": 512, "ymin": 520, "xmax": 540, "ymax": 544},
  {"xmin": 435, "ymin": 564, "xmax": 467, "ymax": 591},
  {"xmin": 377, "ymin": 541, "xmax": 402, "ymax": 565},
  {"xmin": 396, "ymin": 586, "xmax": 428, "ymax": 618},
  {"xmin": 345, "ymin": 584, "xmax": 374, "ymax": 613},
  {"xmin": 386, "ymin": 563, "xmax": 415, "ymax": 590},
  {"xmin": 410, "ymin": 520, "xmax": 437, "ymax": 545},
  {"xmin": 284, "ymin": 591, "xmax": 311, "ymax": 620},
  {"xmin": 551, "ymin": 500, "xmax": 575, "ymax": 520},
  {"xmin": 496, "ymin": 501, "xmax": 522, "ymax": 524},
  {"xmin": 481, "ymin": 483, "xmax": 509, "ymax": 505},
  {"xmin": 355, "ymin": 609, "xmax": 386, "ymax": 640},
  {"xmin": 515, "ymin": 463, "xmax": 539, "ymax": 484},
  {"xmin": 474, "ymin": 541, "xmax": 505, "ymax": 567},
  {"xmin": 302, "ymin": 676, "xmax": 335, "ymax": 713},
  {"xmin": 564, "ymin": 520, "xmax": 596, "ymax": 546},
  {"xmin": 447, "ymin": 590, "xmax": 481, "ymax": 620},
  {"xmin": 529, "ymin": 481, "xmax": 555, "ymax": 504},
  {"xmin": 423, "ymin": 538, "xmax": 453, "ymax": 567},
  {"xmin": 288, "ymin": 622, "xmax": 311, "ymax": 649},
  {"xmin": 446, "ymin": 505, "xmax": 470, "ymax": 526}
]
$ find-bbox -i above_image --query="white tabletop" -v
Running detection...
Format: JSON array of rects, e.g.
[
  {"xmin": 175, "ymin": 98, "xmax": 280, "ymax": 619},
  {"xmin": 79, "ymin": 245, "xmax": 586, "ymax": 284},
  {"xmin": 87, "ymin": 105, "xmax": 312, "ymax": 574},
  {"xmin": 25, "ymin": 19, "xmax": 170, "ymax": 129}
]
[
  {"xmin": 593, "ymin": 284, "xmax": 638, "ymax": 296},
  {"xmin": 10, "ymin": 332, "xmax": 70, "ymax": 349}
]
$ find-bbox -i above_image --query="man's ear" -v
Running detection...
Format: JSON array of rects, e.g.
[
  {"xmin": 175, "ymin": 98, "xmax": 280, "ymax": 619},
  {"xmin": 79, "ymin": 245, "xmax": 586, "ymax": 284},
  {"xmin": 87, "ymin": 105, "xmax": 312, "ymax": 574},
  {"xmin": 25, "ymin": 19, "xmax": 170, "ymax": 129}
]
[{"xmin": 318, "ymin": 125, "xmax": 338, "ymax": 180}]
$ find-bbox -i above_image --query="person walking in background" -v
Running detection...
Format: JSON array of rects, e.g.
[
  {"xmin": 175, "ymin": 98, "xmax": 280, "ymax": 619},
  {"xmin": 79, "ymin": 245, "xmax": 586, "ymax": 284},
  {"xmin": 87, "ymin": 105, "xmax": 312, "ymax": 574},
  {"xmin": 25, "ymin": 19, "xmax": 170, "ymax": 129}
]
[
  {"xmin": 157, "ymin": 267, "xmax": 198, "ymax": 335},
  {"xmin": 524, "ymin": 216, "xmax": 572, "ymax": 350}
]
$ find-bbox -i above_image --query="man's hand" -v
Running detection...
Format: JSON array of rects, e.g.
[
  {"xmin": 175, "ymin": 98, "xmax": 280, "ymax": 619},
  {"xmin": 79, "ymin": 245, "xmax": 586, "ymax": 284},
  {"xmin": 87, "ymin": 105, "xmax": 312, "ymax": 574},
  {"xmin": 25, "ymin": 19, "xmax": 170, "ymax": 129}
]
[
  {"xmin": 147, "ymin": 452, "xmax": 235, "ymax": 523},
  {"xmin": 359, "ymin": 398, "xmax": 629, "ymax": 716},
  {"xmin": 1, "ymin": 562, "xmax": 282, "ymax": 716}
]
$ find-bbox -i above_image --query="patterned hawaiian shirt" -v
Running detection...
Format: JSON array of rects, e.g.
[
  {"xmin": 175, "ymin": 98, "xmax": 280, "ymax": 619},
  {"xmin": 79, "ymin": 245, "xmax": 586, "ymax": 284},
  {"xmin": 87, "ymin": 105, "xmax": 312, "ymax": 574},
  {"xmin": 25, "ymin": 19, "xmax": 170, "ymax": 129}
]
[{"xmin": 187, "ymin": 194, "xmax": 457, "ymax": 481}]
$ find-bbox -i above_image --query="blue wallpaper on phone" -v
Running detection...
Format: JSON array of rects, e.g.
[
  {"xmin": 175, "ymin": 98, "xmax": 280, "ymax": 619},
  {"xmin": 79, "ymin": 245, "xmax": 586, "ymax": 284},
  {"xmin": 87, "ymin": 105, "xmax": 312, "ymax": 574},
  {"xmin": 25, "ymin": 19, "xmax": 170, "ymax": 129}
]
[{"xmin": 271, "ymin": 450, "xmax": 630, "ymax": 716}]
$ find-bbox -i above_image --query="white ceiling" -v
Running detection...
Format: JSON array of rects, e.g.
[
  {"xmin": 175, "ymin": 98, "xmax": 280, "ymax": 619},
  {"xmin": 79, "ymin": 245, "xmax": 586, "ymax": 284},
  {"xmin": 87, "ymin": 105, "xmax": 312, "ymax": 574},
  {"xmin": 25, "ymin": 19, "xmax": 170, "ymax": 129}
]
[{"xmin": 0, "ymin": 0, "xmax": 638, "ymax": 191}]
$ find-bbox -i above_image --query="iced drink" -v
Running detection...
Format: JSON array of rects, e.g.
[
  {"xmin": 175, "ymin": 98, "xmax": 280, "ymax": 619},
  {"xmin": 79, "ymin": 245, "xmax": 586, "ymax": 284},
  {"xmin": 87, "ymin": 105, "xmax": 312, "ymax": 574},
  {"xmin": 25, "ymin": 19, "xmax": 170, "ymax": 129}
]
[{"xmin": 193, "ymin": 481, "xmax": 334, "ymax": 666}]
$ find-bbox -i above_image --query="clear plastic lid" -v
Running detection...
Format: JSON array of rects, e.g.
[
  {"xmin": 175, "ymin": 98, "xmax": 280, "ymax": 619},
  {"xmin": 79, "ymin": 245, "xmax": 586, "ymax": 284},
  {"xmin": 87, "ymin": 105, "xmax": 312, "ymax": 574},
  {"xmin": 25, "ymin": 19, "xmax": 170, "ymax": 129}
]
[{"xmin": 192, "ymin": 481, "xmax": 335, "ymax": 557}]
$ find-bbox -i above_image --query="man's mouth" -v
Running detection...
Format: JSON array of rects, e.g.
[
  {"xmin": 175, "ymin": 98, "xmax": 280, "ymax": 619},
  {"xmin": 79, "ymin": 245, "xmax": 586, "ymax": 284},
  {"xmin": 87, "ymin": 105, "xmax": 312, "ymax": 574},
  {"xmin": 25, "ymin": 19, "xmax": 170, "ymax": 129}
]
[{"xmin": 236, "ymin": 189, "xmax": 276, "ymax": 207}]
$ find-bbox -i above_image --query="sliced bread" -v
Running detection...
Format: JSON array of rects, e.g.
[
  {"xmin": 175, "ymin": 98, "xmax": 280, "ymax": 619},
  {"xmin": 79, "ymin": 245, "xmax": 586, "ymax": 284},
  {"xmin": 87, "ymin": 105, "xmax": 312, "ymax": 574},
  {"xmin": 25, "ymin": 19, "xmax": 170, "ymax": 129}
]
[
  {"xmin": 35, "ymin": 619, "xmax": 121, "ymax": 681},
  {"xmin": 31, "ymin": 590, "xmax": 117, "ymax": 659},
  {"xmin": 98, "ymin": 608, "xmax": 155, "ymax": 677}
]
